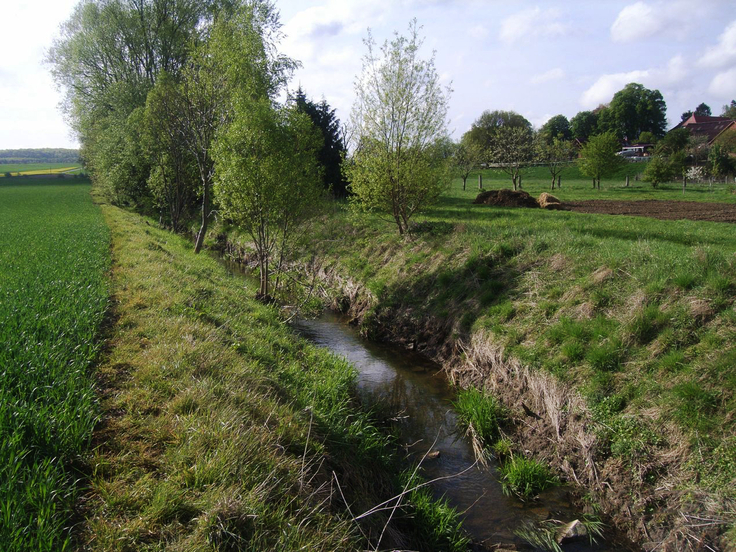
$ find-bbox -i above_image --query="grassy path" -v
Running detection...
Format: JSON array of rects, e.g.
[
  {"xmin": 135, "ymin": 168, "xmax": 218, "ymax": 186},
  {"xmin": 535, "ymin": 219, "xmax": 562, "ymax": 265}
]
[{"xmin": 77, "ymin": 201, "xmax": 467, "ymax": 551}]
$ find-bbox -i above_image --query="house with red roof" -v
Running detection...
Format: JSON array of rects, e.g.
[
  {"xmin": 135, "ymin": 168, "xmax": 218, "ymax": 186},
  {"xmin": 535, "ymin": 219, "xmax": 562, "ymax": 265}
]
[{"xmin": 672, "ymin": 114, "xmax": 736, "ymax": 145}]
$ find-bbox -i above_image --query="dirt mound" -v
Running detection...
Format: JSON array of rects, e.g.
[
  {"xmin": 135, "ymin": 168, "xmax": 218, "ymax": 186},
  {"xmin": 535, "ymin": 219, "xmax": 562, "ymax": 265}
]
[
  {"xmin": 473, "ymin": 189, "xmax": 539, "ymax": 208},
  {"xmin": 538, "ymin": 192, "xmax": 562, "ymax": 210},
  {"xmin": 565, "ymin": 199, "xmax": 736, "ymax": 223}
]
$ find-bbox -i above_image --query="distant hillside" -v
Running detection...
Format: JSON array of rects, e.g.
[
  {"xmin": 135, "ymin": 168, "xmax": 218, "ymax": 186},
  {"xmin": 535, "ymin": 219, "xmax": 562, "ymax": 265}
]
[{"xmin": 0, "ymin": 149, "xmax": 80, "ymax": 164}]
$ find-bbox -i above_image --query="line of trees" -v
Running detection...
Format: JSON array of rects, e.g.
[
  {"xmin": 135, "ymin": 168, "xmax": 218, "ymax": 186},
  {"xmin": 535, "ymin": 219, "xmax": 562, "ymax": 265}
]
[{"xmin": 49, "ymin": 0, "xmax": 352, "ymax": 298}]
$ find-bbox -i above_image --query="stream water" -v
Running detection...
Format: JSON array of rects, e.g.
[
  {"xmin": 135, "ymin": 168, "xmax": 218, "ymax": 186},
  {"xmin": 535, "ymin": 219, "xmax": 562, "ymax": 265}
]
[{"xmin": 294, "ymin": 312, "xmax": 632, "ymax": 551}]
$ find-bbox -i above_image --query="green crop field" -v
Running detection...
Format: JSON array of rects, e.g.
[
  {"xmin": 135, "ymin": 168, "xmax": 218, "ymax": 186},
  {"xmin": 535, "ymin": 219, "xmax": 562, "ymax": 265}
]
[
  {"xmin": 0, "ymin": 163, "xmax": 82, "ymax": 176},
  {"xmin": 0, "ymin": 177, "xmax": 110, "ymax": 551}
]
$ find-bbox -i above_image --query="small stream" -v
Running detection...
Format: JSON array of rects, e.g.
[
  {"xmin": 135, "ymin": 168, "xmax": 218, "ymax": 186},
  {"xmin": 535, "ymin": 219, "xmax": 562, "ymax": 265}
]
[{"xmin": 294, "ymin": 312, "xmax": 630, "ymax": 551}]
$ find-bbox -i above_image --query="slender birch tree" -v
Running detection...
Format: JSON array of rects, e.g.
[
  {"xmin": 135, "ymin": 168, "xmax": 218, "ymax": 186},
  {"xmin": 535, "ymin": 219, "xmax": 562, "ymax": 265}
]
[{"xmin": 346, "ymin": 20, "xmax": 452, "ymax": 235}]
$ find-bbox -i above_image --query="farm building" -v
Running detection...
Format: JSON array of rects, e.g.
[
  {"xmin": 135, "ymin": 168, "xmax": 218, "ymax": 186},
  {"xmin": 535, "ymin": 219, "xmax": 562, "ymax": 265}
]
[{"xmin": 672, "ymin": 114, "xmax": 736, "ymax": 145}]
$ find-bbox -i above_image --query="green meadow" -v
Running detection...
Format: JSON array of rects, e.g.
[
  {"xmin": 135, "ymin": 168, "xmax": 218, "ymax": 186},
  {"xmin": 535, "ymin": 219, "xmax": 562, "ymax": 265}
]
[
  {"xmin": 460, "ymin": 162, "xmax": 736, "ymax": 202},
  {"xmin": 0, "ymin": 178, "xmax": 110, "ymax": 551}
]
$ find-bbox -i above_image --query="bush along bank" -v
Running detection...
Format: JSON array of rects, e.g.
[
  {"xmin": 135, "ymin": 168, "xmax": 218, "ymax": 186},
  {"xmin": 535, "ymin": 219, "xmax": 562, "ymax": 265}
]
[
  {"xmin": 211, "ymin": 195, "xmax": 736, "ymax": 551},
  {"xmin": 78, "ymin": 201, "xmax": 469, "ymax": 551}
]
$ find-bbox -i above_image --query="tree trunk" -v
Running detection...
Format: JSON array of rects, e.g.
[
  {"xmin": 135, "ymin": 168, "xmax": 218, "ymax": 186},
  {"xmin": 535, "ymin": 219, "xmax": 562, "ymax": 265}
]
[
  {"xmin": 592, "ymin": 178, "xmax": 596, "ymax": 189},
  {"xmin": 518, "ymin": 176, "xmax": 522, "ymax": 189},
  {"xmin": 625, "ymin": 175, "xmax": 629, "ymax": 187},
  {"xmin": 557, "ymin": 175, "xmax": 561, "ymax": 188},
  {"xmin": 194, "ymin": 179, "xmax": 209, "ymax": 253},
  {"xmin": 259, "ymin": 256, "xmax": 269, "ymax": 298},
  {"xmin": 462, "ymin": 176, "xmax": 467, "ymax": 191},
  {"xmin": 478, "ymin": 173, "xmax": 483, "ymax": 190},
  {"xmin": 551, "ymin": 176, "xmax": 555, "ymax": 190}
]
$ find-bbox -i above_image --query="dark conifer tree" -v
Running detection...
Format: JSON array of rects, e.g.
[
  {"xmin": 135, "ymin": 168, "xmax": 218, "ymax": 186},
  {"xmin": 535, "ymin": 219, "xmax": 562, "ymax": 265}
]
[{"xmin": 293, "ymin": 87, "xmax": 348, "ymax": 197}]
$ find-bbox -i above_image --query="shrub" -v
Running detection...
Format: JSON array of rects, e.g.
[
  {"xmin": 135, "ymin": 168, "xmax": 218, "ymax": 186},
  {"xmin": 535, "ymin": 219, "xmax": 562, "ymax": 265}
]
[
  {"xmin": 499, "ymin": 456, "xmax": 559, "ymax": 499},
  {"xmin": 453, "ymin": 387, "xmax": 505, "ymax": 445}
]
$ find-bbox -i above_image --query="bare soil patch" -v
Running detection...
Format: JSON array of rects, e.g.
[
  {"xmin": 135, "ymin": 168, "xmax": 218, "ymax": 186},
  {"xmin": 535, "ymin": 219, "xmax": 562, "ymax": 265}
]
[{"xmin": 564, "ymin": 199, "xmax": 736, "ymax": 223}]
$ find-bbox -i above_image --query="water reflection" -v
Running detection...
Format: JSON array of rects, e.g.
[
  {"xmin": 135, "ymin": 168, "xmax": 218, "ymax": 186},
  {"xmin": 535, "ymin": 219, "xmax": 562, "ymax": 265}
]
[{"xmin": 294, "ymin": 312, "xmax": 630, "ymax": 551}]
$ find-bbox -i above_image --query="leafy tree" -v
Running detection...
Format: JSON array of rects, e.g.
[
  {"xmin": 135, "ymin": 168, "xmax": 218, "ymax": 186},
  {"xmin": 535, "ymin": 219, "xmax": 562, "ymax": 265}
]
[
  {"xmin": 463, "ymin": 109, "xmax": 531, "ymax": 153},
  {"xmin": 657, "ymin": 127, "xmax": 690, "ymax": 155},
  {"xmin": 535, "ymin": 135, "xmax": 575, "ymax": 190},
  {"xmin": 214, "ymin": 100, "xmax": 322, "ymax": 298},
  {"xmin": 453, "ymin": 140, "xmax": 480, "ymax": 191},
  {"xmin": 597, "ymin": 83, "xmax": 667, "ymax": 140},
  {"xmin": 346, "ymin": 20, "xmax": 452, "ymax": 235},
  {"xmin": 489, "ymin": 126, "xmax": 534, "ymax": 190},
  {"xmin": 688, "ymin": 135, "xmax": 710, "ymax": 166},
  {"xmin": 636, "ymin": 131, "xmax": 657, "ymax": 144},
  {"xmin": 578, "ymin": 132, "xmax": 624, "ymax": 188},
  {"xmin": 570, "ymin": 110, "xmax": 599, "ymax": 142},
  {"xmin": 642, "ymin": 155, "xmax": 672, "ymax": 188},
  {"xmin": 185, "ymin": 2, "xmax": 296, "ymax": 253},
  {"xmin": 721, "ymin": 100, "xmax": 736, "ymax": 119},
  {"xmin": 682, "ymin": 102, "xmax": 712, "ymax": 121},
  {"xmin": 709, "ymin": 143, "xmax": 733, "ymax": 177},
  {"xmin": 48, "ymin": 0, "xmax": 213, "ymax": 201},
  {"xmin": 539, "ymin": 114, "xmax": 571, "ymax": 142},
  {"xmin": 294, "ymin": 87, "xmax": 348, "ymax": 197},
  {"xmin": 143, "ymin": 72, "xmax": 197, "ymax": 232},
  {"xmin": 696, "ymin": 103, "xmax": 712, "ymax": 117}
]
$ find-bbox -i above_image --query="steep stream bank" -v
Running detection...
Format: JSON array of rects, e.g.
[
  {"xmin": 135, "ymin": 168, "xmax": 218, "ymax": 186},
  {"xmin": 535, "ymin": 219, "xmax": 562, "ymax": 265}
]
[{"xmin": 214, "ymin": 229, "xmax": 733, "ymax": 551}]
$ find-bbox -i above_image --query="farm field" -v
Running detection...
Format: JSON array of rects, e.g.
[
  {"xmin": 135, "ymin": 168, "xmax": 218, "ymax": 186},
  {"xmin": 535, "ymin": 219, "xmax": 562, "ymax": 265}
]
[
  {"xmin": 462, "ymin": 162, "xmax": 736, "ymax": 204},
  {"xmin": 244, "ymin": 172, "xmax": 736, "ymax": 548},
  {"xmin": 0, "ymin": 177, "xmax": 110, "ymax": 550},
  {"xmin": 0, "ymin": 163, "xmax": 82, "ymax": 176}
]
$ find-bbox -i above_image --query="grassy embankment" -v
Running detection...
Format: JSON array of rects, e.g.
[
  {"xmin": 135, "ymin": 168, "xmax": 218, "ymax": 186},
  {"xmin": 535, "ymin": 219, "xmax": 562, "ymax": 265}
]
[
  {"xmin": 213, "ymin": 166, "xmax": 736, "ymax": 548},
  {"xmin": 0, "ymin": 177, "xmax": 110, "ymax": 551},
  {"xmin": 78, "ymin": 197, "xmax": 468, "ymax": 551}
]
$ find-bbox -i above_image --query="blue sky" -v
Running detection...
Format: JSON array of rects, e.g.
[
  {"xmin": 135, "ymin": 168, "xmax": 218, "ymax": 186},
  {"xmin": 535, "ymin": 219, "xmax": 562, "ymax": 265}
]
[{"xmin": 2, "ymin": 0, "xmax": 735, "ymax": 149}]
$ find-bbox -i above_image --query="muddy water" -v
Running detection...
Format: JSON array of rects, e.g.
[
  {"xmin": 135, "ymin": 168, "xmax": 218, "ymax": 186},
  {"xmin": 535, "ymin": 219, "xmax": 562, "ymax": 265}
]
[{"xmin": 294, "ymin": 312, "xmax": 628, "ymax": 551}]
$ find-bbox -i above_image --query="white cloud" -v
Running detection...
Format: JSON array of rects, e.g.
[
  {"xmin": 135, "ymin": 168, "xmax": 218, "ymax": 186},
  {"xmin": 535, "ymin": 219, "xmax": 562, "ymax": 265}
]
[
  {"xmin": 581, "ymin": 70, "xmax": 650, "ymax": 108},
  {"xmin": 580, "ymin": 54, "xmax": 689, "ymax": 108},
  {"xmin": 499, "ymin": 8, "xmax": 567, "ymax": 45},
  {"xmin": 709, "ymin": 68, "xmax": 736, "ymax": 98},
  {"xmin": 530, "ymin": 68, "xmax": 564, "ymax": 85},
  {"xmin": 611, "ymin": 1, "xmax": 713, "ymax": 42},
  {"xmin": 699, "ymin": 20, "xmax": 736, "ymax": 68},
  {"xmin": 469, "ymin": 24, "xmax": 488, "ymax": 40},
  {"xmin": 611, "ymin": 2, "xmax": 660, "ymax": 42}
]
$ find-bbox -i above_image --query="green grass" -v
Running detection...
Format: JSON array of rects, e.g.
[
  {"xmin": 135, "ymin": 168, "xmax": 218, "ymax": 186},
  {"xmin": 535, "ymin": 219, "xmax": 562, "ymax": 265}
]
[
  {"xmin": 0, "ymin": 178, "xmax": 110, "ymax": 551},
  {"xmin": 498, "ymin": 456, "xmax": 559, "ymax": 499},
  {"xmin": 78, "ymin": 200, "xmax": 468, "ymax": 550},
  {"xmin": 463, "ymin": 162, "xmax": 736, "ymax": 203},
  {"xmin": 453, "ymin": 387, "xmax": 505, "ymax": 445}
]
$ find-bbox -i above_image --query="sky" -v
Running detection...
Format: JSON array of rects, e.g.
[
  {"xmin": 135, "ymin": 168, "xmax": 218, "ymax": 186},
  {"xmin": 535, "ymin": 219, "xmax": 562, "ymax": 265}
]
[{"xmin": 2, "ymin": 0, "xmax": 736, "ymax": 149}]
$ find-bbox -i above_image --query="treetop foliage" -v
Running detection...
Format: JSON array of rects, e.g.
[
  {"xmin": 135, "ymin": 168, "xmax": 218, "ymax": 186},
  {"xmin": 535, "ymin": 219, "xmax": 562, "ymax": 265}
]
[
  {"xmin": 347, "ymin": 19, "xmax": 452, "ymax": 235},
  {"xmin": 596, "ymin": 83, "xmax": 667, "ymax": 140},
  {"xmin": 463, "ymin": 109, "xmax": 532, "ymax": 153}
]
